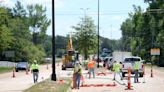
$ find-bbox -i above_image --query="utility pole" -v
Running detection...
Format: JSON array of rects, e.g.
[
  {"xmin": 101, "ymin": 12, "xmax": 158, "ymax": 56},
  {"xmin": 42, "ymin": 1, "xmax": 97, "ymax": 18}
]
[
  {"xmin": 51, "ymin": 0, "xmax": 57, "ymax": 81},
  {"xmin": 97, "ymin": 0, "xmax": 100, "ymax": 68}
]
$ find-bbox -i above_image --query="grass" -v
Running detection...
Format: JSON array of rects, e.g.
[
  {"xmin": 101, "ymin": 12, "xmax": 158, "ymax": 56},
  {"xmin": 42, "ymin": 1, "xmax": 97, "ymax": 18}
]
[
  {"xmin": 56, "ymin": 58, "xmax": 62, "ymax": 63},
  {"xmin": 0, "ymin": 67, "xmax": 13, "ymax": 74},
  {"xmin": 24, "ymin": 78, "xmax": 71, "ymax": 92}
]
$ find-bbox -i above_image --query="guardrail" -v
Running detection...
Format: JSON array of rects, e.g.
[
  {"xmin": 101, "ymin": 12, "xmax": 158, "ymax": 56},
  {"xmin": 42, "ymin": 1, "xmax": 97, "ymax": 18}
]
[{"xmin": 0, "ymin": 61, "xmax": 17, "ymax": 67}]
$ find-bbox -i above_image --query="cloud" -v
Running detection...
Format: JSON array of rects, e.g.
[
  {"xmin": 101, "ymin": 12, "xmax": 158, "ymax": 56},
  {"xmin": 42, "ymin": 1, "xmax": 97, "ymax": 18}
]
[
  {"xmin": 47, "ymin": 18, "xmax": 78, "ymax": 36},
  {"xmin": 1, "ymin": 0, "xmax": 64, "ymax": 10},
  {"xmin": 0, "ymin": 0, "xmax": 15, "ymax": 8},
  {"xmin": 20, "ymin": 0, "xmax": 64, "ymax": 9}
]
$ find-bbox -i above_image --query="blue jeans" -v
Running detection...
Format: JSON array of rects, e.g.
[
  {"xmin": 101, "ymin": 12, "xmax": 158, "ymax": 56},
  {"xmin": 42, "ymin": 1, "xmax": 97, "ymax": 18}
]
[
  {"xmin": 89, "ymin": 68, "xmax": 95, "ymax": 78},
  {"xmin": 76, "ymin": 73, "xmax": 81, "ymax": 88},
  {"xmin": 33, "ymin": 72, "xmax": 39, "ymax": 83},
  {"xmin": 134, "ymin": 70, "xmax": 139, "ymax": 83}
]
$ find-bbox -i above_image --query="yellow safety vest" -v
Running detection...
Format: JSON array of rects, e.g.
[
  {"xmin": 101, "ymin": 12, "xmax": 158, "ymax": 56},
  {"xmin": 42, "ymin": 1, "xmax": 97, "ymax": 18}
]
[
  {"xmin": 31, "ymin": 64, "xmax": 39, "ymax": 70},
  {"xmin": 74, "ymin": 64, "xmax": 82, "ymax": 75},
  {"xmin": 113, "ymin": 63, "xmax": 121, "ymax": 72},
  {"xmin": 134, "ymin": 61, "xmax": 140, "ymax": 70}
]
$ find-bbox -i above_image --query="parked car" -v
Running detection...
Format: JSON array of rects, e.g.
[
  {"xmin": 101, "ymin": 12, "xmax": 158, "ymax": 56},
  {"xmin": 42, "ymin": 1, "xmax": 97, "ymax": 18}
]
[
  {"xmin": 121, "ymin": 56, "xmax": 144, "ymax": 77},
  {"xmin": 106, "ymin": 57, "xmax": 113, "ymax": 70},
  {"xmin": 15, "ymin": 62, "xmax": 30, "ymax": 72}
]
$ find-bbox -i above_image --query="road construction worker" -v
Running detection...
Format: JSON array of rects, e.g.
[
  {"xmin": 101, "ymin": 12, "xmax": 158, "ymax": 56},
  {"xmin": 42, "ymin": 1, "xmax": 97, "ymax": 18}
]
[
  {"xmin": 31, "ymin": 60, "xmax": 39, "ymax": 83},
  {"xmin": 134, "ymin": 61, "xmax": 140, "ymax": 83},
  {"xmin": 113, "ymin": 61, "xmax": 122, "ymax": 80},
  {"xmin": 73, "ymin": 61, "xmax": 82, "ymax": 89},
  {"xmin": 88, "ymin": 58, "xmax": 96, "ymax": 78}
]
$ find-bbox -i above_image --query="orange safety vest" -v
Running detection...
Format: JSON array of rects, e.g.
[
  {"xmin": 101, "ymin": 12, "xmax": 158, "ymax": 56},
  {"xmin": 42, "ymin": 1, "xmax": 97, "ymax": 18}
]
[{"xmin": 88, "ymin": 60, "xmax": 95, "ymax": 68}]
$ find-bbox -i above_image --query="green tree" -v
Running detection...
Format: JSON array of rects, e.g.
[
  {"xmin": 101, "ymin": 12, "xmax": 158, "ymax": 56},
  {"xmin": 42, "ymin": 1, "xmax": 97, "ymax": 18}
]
[
  {"xmin": 0, "ymin": 7, "xmax": 14, "ymax": 60},
  {"xmin": 121, "ymin": 1, "xmax": 164, "ymax": 66},
  {"xmin": 72, "ymin": 16, "xmax": 97, "ymax": 59},
  {"xmin": 0, "ymin": 25, "xmax": 13, "ymax": 51},
  {"xmin": 13, "ymin": 1, "xmax": 26, "ymax": 17},
  {"xmin": 27, "ymin": 4, "xmax": 51, "ymax": 45}
]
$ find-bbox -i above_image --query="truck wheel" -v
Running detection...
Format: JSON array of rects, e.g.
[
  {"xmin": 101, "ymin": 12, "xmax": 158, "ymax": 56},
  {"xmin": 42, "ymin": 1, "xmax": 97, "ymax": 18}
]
[
  {"xmin": 62, "ymin": 65, "xmax": 66, "ymax": 70},
  {"xmin": 16, "ymin": 69, "xmax": 18, "ymax": 72},
  {"xmin": 139, "ymin": 73, "xmax": 143, "ymax": 77},
  {"xmin": 122, "ymin": 72, "xmax": 126, "ymax": 77}
]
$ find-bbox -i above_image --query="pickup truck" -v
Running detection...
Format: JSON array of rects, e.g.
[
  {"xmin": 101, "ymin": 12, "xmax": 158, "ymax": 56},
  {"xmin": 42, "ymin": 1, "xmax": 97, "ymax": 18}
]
[{"xmin": 121, "ymin": 56, "xmax": 144, "ymax": 77}]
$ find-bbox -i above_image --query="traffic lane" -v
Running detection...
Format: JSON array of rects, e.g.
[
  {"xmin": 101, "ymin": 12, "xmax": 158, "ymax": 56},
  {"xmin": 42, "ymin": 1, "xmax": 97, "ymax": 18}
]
[
  {"xmin": 72, "ymin": 72, "xmax": 133, "ymax": 92},
  {"xmin": 0, "ymin": 69, "xmax": 51, "ymax": 92},
  {"xmin": 0, "ymin": 64, "xmax": 53, "ymax": 92},
  {"xmin": 73, "ymin": 67, "xmax": 164, "ymax": 92},
  {"xmin": 145, "ymin": 66, "xmax": 164, "ymax": 79},
  {"xmin": 0, "ymin": 64, "xmax": 51, "ymax": 79},
  {"xmin": 115, "ymin": 68, "xmax": 164, "ymax": 92}
]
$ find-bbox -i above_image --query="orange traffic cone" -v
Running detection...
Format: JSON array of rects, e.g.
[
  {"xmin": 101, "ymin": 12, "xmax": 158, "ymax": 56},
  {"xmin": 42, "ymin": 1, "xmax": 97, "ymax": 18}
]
[
  {"xmin": 12, "ymin": 68, "xmax": 15, "ymax": 78},
  {"xmin": 125, "ymin": 67, "xmax": 133, "ymax": 90}
]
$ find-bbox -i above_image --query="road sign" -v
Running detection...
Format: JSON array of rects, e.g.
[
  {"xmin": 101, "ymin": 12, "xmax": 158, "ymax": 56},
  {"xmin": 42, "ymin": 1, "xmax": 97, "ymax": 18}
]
[
  {"xmin": 151, "ymin": 48, "xmax": 160, "ymax": 55},
  {"xmin": 2, "ymin": 51, "xmax": 15, "ymax": 57}
]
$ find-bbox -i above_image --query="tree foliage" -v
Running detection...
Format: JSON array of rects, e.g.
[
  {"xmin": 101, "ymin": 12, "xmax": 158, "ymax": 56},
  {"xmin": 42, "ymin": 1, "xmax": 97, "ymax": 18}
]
[
  {"xmin": 121, "ymin": 1, "xmax": 164, "ymax": 66},
  {"xmin": 27, "ymin": 4, "xmax": 51, "ymax": 45},
  {"xmin": 72, "ymin": 16, "xmax": 98, "ymax": 59},
  {"xmin": 0, "ymin": 2, "xmax": 51, "ymax": 63}
]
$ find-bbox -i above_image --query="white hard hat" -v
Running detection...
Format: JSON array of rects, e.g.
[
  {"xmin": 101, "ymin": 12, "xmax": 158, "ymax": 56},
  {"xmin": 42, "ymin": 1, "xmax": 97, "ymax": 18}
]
[{"xmin": 33, "ymin": 60, "xmax": 37, "ymax": 63}]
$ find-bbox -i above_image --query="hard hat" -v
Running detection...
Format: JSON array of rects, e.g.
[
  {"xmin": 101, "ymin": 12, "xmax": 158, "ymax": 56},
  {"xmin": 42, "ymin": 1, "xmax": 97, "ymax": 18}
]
[
  {"xmin": 34, "ymin": 60, "xmax": 37, "ymax": 63},
  {"xmin": 75, "ymin": 61, "xmax": 79, "ymax": 64}
]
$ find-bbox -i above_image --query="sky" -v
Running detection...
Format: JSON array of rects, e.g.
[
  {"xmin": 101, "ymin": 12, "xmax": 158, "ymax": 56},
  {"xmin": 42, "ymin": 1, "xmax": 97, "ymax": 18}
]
[{"xmin": 1, "ymin": 0, "xmax": 148, "ymax": 40}]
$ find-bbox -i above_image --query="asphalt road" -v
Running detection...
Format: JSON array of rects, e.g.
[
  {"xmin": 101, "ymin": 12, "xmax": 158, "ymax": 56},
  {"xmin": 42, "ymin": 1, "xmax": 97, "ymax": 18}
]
[
  {"xmin": 0, "ymin": 62, "xmax": 164, "ymax": 92},
  {"xmin": 72, "ymin": 64, "xmax": 164, "ymax": 92},
  {"xmin": 0, "ymin": 64, "xmax": 53, "ymax": 92}
]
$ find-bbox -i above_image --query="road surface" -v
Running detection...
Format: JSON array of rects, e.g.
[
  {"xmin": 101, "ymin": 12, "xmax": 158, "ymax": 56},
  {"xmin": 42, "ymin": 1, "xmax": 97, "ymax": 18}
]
[
  {"xmin": 71, "ymin": 64, "xmax": 164, "ymax": 92},
  {"xmin": 0, "ymin": 62, "xmax": 164, "ymax": 92},
  {"xmin": 0, "ymin": 64, "xmax": 53, "ymax": 92}
]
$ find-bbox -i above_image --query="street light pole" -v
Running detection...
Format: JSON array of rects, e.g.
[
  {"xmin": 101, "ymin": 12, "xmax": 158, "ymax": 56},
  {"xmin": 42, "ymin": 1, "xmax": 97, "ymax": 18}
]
[
  {"xmin": 51, "ymin": 0, "xmax": 57, "ymax": 81},
  {"xmin": 80, "ymin": 8, "xmax": 89, "ymax": 17},
  {"xmin": 97, "ymin": 0, "xmax": 100, "ymax": 68}
]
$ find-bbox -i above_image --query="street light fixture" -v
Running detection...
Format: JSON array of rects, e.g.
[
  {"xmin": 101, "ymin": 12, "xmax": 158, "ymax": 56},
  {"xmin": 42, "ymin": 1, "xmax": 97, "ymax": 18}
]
[
  {"xmin": 51, "ymin": 0, "xmax": 57, "ymax": 81},
  {"xmin": 80, "ymin": 8, "xmax": 89, "ymax": 17}
]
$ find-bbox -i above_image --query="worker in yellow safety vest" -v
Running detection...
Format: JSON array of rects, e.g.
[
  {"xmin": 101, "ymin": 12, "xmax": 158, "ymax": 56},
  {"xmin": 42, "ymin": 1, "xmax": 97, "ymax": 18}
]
[
  {"xmin": 113, "ymin": 61, "xmax": 122, "ymax": 80},
  {"xmin": 134, "ymin": 61, "xmax": 140, "ymax": 83},
  {"xmin": 73, "ymin": 61, "xmax": 82, "ymax": 89},
  {"xmin": 31, "ymin": 60, "xmax": 39, "ymax": 83}
]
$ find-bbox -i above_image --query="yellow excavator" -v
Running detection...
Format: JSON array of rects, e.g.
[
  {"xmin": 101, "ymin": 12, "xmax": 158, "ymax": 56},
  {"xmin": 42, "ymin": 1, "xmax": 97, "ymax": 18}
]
[{"xmin": 61, "ymin": 33, "xmax": 79, "ymax": 70}]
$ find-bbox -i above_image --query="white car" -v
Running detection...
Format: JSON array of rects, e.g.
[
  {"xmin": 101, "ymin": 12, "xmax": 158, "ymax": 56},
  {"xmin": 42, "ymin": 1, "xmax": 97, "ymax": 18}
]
[
  {"xmin": 103, "ymin": 57, "xmax": 113, "ymax": 69},
  {"xmin": 121, "ymin": 56, "xmax": 144, "ymax": 77}
]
